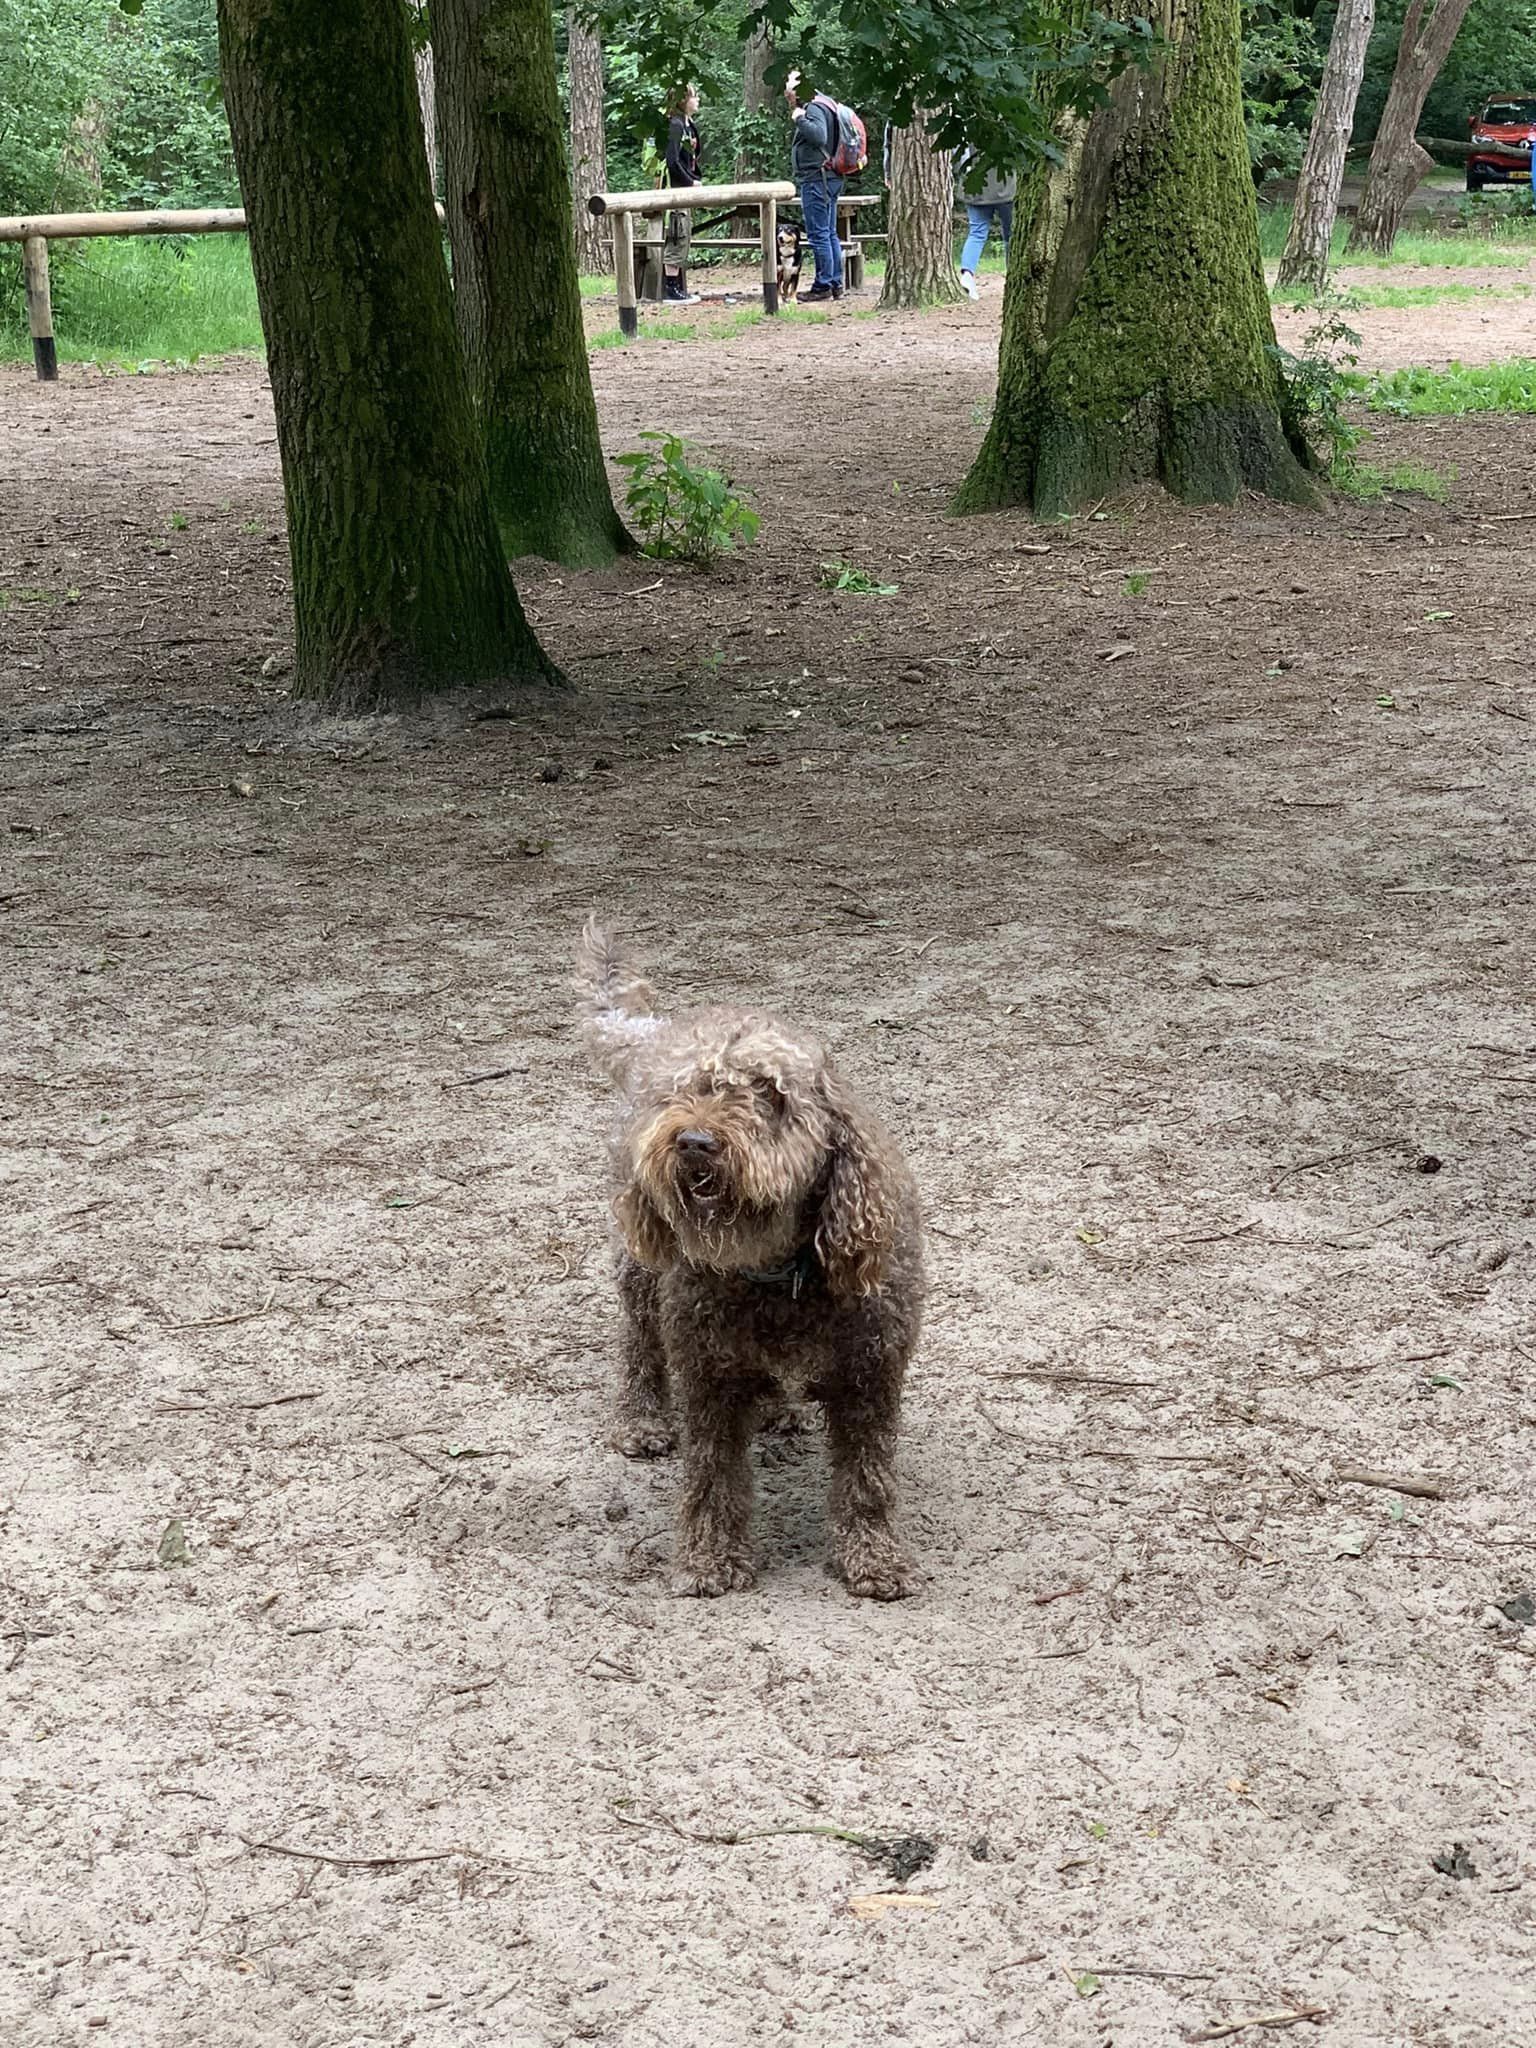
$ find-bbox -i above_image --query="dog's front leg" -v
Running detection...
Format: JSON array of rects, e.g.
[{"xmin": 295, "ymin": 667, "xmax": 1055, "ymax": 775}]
[
  {"xmin": 822, "ymin": 1360, "xmax": 915, "ymax": 1601},
  {"xmin": 610, "ymin": 1260, "xmax": 675, "ymax": 1458},
  {"xmin": 674, "ymin": 1370, "xmax": 758, "ymax": 1596}
]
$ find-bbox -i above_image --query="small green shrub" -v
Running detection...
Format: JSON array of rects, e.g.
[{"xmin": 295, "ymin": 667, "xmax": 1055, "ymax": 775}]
[
  {"xmin": 615, "ymin": 431, "xmax": 759, "ymax": 565},
  {"xmin": 819, "ymin": 561, "xmax": 900, "ymax": 595},
  {"xmin": 1272, "ymin": 297, "xmax": 1365, "ymax": 469}
]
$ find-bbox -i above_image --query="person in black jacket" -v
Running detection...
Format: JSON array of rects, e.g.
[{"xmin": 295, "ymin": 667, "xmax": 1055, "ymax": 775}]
[{"xmin": 663, "ymin": 84, "xmax": 702, "ymax": 305}]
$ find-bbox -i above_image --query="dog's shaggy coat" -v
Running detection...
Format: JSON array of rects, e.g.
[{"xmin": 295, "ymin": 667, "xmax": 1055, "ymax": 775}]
[{"xmin": 578, "ymin": 920, "xmax": 924, "ymax": 1598}]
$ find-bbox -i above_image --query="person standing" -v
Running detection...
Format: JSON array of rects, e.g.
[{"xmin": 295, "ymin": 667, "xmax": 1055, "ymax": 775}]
[
  {"xmin": 786, "ymin": 69, "xmax": 843, "ymax": 302},
  {"xmin": 955, "ymin": 144, "xmax": 1017, "ymax": 300},
  {"xmin": 663, "ymin": 84, "xmax": 702, "ymax": 305}
]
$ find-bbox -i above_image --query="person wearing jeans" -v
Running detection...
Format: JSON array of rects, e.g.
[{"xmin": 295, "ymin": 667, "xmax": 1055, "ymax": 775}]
[
  {"xmin": 955, "ymin": 147, "xmax": 1017, "ymax": 299},
  {"xmin": 786, "ymin": 70, "xmax": 844, "ymax": 300}
]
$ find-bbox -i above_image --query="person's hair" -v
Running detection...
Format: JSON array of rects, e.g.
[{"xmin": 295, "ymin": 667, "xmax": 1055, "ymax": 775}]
[{"xmin": 665, "ymin": 83, "xmax": 696, "ymax": 117}]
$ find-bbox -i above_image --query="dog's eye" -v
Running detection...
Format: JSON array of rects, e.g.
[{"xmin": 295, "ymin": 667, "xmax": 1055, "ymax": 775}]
[{"xmin": 751, "ymin": 1078, "xmax": 785, "ymax": 1116}]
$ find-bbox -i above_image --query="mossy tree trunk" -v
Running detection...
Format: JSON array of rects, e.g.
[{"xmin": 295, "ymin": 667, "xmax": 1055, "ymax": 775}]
[
  {"xmin": 435, "ymin": 0, "xmax": 630, "ymax": 568},
  {"xmin": 1276, "ymin": 0, "xmax": 1375, "ymax": 291},
  {"xmin": 217, "ymin": 0, "xmax": 553, "ymax": 710},
  {"xmin": 881, "ymin": 111, "xmax": 962, "ymax": 309},
  {"xmin": 568, "ymin": 9, "xmax": 610, "ymax": 275},
  {"xmin": 955, "ymin": 0, "xmax": 1319, "ymax": 520},
  {"xmin": 1344, "ymin": 0, "xmax": 1472, "ymax": 256}
]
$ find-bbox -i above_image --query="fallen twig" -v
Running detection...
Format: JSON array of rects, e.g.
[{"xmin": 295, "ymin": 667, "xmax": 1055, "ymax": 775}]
[
  {"xmin": 1188, "ymin": 2005, "xmax": 1328, "ymax": 2041},
  {"xmin": 168, "ymin": 1287, "xmax": 278, "ymax": 1332},
  {"xmin": 988, "ymin": 1952, "xmax": 1047, "ymax": 1975},
  {"xmin": 1180, "ymin": 1221, "xmax": 1259, "ymax": 1246},
  {"xmin": 1335, "ymin": 1463, "xmax": 1446, "ymax": 1501},
  {"xmin": 442, "ymin": 1065, "xmax": 529, "ymax": 1089},
  {"xmin": 1270, "ymin": 1141, "xmax": 1397, "ymax": 1191},
  {"xmin": 1093, "ymin": 1965, "xmax": 1215, "ymax": 1982},
  {"xmin": 237, "ymin": 1836, "xmax": 459, "ymax": 1869},
  {"xmin": 981, "ymin": 1367, "xmax": 1165, "ymax": 1390}
]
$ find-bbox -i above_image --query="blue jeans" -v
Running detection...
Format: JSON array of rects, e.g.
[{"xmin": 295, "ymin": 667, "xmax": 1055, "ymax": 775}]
[
  {"xmin": 799, "ymin": 173, "xmax": 845, "ymax": 287},
  {"xmin": 961, "ymin": 201, "xmax": 1013, "ymax": 273}
]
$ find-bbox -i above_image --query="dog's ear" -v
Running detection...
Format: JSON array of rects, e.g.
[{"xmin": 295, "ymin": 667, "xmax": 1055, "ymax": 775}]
[
  {"xmin": 814, "ymin": 1077, "xmax": 898, "ymax": 1301},
  {"xmin": 614, "ymin": 1179, "xmax": 675, "ymax": 1269}
]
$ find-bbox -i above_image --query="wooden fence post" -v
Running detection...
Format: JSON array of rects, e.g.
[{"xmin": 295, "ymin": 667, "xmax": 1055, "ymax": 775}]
[
  {"xmin": 612, "ymin": 211, "xmax": 637, "ymax": 337},
  {"xmin": 23, "ymin": 236, "xmax": 57, "ymax": 381},
  {"xmin": 760, "ymin": 197, "xmax": 779, "ymax": 314}
]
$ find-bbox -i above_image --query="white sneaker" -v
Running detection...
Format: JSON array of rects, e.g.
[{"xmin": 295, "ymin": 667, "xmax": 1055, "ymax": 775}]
[{"xmin": 960, "ymin": 270, "xmax": 979, "ymax": 300}]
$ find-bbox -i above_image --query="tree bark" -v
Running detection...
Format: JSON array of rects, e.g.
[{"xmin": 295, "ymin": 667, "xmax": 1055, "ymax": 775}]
[
  {"xmin": 955, "ymin": 0, "xmax": 1318, "ymax": 520},
  {"xmin": 435, "ymin": 0, "xmax": 629, "ymax": 567},
  {"xmin": 1345, "ymin": 0, "xmax": 1472, "ymax": 255},
  {"xmin": 567, "ymin": 9, "xmax": 609, "ymax": 274},
  {"xmin": 880, "ymin": 112, "xmax": 962, "ymax": 309},
  {"xmin": 217, "ymin": 0, "xmax": 551, "ymax": 710},
  {"xmin": 1276, "ymin": 0, "xmax": 1375, "ymax": 290},
  {"xmin": 415, "ymin": 39, "xmax": 439, "ymax": 197},
  {"xmin": 738, "ymin": 27, "xmax": 776, "ymax": 177}
]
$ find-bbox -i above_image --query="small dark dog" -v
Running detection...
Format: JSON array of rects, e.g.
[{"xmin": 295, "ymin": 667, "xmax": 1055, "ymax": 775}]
[
  {"xmin": 777, "ymin": 222, "xmax": 803, "ymax": 303},
  {"xmin": 578, "ymin": 919, "xmax": 924, "ymax": 1599}
]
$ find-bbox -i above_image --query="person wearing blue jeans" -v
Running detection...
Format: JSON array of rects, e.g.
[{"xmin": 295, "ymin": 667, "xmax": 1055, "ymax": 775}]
[
  {"xmin": 955, "ymin": 146, "xmax": 1017, "ymax": 299},
  {"xmin": 786, "ymin": 69, "xmax": 844, "ymax": 300}
]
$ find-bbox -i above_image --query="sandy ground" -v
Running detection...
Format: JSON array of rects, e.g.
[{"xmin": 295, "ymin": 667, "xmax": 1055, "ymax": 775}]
[{"xmin": 2, "ymin": 285, "xmax": 1535, "ymax": 2048}]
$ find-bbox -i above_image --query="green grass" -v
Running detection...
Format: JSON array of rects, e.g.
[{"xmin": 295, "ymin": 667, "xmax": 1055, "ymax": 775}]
[
  {"xmin": 1258, "ymin": 199, "xmax": 1536, "ymax": 269},
  {"xmin": 1271, "ymin": 277, "xmax": 1533, "ymax": 309},
  {"xmin": 0, "ymin": 234, "xmax": 263, "ymax": 367},
  {"xmin": 1332, "ymin": 456, "xmax": 1450, "ymax": 501},
  {"xmin": 1360, "ymin": 358, "xmax": 1536, "ymax": 414}
]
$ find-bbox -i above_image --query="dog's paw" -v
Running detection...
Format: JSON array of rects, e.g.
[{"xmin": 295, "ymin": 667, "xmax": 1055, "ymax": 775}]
[
  {"xmin": 673, "ymin": 1556, "xmax": 757, "ymax": 1598},
  {"xmin": 610, "ymin": 1417, "xmax": 676, "ymax": 1459},
  {"xmin": 841, "ymin": 1550, "xmax": 917, "ymax": 1602}
]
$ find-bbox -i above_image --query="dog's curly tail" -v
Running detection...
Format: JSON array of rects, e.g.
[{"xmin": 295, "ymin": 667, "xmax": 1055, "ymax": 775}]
[{"xmin": 577, "ymin": 916, "xmax": 664, "ymax": 1081}]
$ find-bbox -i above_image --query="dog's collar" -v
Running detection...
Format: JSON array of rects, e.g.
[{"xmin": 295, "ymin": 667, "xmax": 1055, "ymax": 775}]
[{"xmin": 738, "ymin": 1244, "xmax": 819, "ymax": 1298}]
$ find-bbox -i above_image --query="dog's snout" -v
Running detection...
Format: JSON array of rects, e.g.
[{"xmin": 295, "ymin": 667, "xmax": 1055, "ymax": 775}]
[{"xmin": 675, "ymin": 1127, "xmax": 719, "ymax": 1156}]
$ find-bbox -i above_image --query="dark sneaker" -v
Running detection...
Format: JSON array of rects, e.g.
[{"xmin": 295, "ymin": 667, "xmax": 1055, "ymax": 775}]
[
  {"xmin": 800, "ymin": 283, "xmax": 833, "ymax": 302},
  {"xmin": 663, "ymin": 280, "xmax": 698, "ymax": 304}
]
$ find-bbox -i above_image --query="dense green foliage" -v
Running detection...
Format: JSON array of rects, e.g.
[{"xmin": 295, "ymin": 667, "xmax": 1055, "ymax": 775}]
[{"xmin": 0, "ymin": 0, "xmax": 235, "ymax": 214}]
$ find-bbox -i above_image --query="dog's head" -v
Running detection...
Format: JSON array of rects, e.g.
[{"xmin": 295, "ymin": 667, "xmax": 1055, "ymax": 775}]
[{"xmin": 614, "ymin": 1015, "xmax": 895, "ymax": 1299}]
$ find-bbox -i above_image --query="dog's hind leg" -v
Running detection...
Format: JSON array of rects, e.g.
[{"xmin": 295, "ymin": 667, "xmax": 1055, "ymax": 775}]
[
  {"xmin": 609, "ymin": 1258, "xmax": 675, "ymax": 1458},
  {"xmin": 821, "ymin": 1355, "xmax": 915, "ymax": 1601}
]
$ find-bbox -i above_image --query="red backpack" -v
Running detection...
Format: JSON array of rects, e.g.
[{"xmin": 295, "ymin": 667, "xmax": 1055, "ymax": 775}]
[{"xmin": 813, "ymin": 93, "xmax": 868, "ymax": 178}]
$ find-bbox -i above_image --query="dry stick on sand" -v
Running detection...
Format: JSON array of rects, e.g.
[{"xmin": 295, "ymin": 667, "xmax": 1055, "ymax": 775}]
[
  {"xmin": 1270, "ymin": 1140, "xmax": 1398, "ymax": 1190},
  {"xmin": 238, "ymin": 1836, "xmax": 462, "ymax": 1869},
  {"xmin": 167, "ymin": 1287, "xmax": 279, "ymax": 1331},
  {"xmin": 1335, "ymin": 1463, "xmax": 1447, "ymax": 1500},
  {"xmin": 1189, "ymin": 2007, "xmax": 1329, "ymax": 2042}
]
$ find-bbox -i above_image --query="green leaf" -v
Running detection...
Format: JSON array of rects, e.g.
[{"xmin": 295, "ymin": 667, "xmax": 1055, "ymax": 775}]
[{"xmin": 1073, "ymin": 1972, "xmax": 1101, "ymax": 1998}]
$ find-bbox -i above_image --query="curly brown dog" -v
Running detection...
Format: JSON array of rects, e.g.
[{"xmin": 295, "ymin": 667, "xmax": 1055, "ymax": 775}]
[{"xmin": 578, "ymin": 918, "xmax": 924, "ymax": 1600}]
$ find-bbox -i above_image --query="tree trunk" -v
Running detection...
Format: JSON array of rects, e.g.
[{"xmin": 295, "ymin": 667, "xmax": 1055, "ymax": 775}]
[
  {"xmin": 435, "ymin": 0, "xmax": 629, "ymax": 567},
  {"xmin": 415, "ymin": 39, "xmax": 439, "ymax": 197},
  {"xmin": 955, "ymin": 0, "xmax": 1318, "ymax": 521},
  {"xmin": 1345, "ymin": 0, "xmax": 1472, "ymax": 255},
  {"xmin": 880, "ymin": 112, "xmax": 961, "ymax": 309},
  {"xmin": 1276, "ymin": 0, "xmax": 1375, "ymax": 290},
  {"xmin": 738, "ymin": 27, "xmax": 775, "ymax": 177},
  {"xmin": 216, "ymin": 0, "xmax": 551, "ymax": 710},
  {"xmin": 567, "ymin": 9, "xmax": 609, "ymax": 274}
]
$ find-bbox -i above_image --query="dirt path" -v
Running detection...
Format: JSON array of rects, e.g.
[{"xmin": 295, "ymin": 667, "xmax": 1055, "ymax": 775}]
[{"xmin": 3, "ymin": 299, "xmax": 1534, "ymax": 2048}]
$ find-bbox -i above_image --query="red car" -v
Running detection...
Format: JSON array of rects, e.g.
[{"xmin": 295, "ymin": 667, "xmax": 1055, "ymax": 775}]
[{"xmin": 1467, "ymin": 95, "xmax": 1536, "ymax": 191}]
